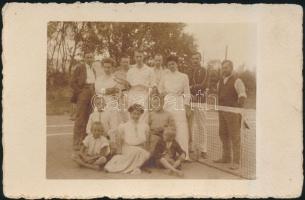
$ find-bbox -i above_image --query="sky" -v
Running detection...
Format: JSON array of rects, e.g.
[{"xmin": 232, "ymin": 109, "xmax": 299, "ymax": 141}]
[
  {"xmin": 50, "ymin": 22, "xmax": 257, "ymax": 73},
  {"xmin": 184, "ymin": 23, "xmax": 257, "ymax": 71}
]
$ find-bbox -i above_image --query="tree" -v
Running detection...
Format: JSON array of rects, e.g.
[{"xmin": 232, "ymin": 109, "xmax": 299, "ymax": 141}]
[
  {"xmin": 47, "ymin": 22, "xmax": 198, "ymax": 87},
  {"xmin": 93, "ymin": 22, "xmax": 198, "ymax": 63}
]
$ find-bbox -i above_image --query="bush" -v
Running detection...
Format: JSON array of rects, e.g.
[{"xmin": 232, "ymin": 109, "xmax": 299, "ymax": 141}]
[
  {"xmin": 238, "ymin": 70, "xmax": 256, "ymax": 109},
  {"xmin": 47, "ymin": 86, "xmax": 72, "ymax": 115}
]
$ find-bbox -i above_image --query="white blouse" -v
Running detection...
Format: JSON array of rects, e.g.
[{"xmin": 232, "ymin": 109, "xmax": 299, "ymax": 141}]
[
  {"xmin": 159, "ymin": 70, "xmax": 191, "ymax": 105},
  {"xmin": 86, "ymin": 63, "xmax": 96, "ymax": 84},
  {"xmin": 118, "ymin": 120, "xmax": 148, "ymax": 146},
  {"xmin": 126, "ymin": 65, "xmax": 155, "ymax": 88},
  {"xmin": 95, "ymin": 74, "xmax": 117, "ymax": 95}
]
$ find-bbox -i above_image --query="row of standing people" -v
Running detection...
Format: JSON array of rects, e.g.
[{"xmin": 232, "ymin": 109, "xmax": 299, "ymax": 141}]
[
  {"xmin": 70, "ymin": 49, "xmax": 247, "ymax": 172},
  {"xmin": 70, "ymin": 50, "xmax": 191, "ymax": 175},
  {"xmin": 71, "ymin": 50, "xmax": 192, "ymax": 158}
]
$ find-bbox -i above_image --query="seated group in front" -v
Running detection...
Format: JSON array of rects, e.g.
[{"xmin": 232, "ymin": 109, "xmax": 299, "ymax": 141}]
[{"xmin": 72, "ymin": 93, "xmax": 186, "ymax": 177}]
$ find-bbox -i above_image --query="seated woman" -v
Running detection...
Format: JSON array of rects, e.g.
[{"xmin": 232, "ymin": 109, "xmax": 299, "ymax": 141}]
[{"xmin": 104, "ymin": 104, "xmax": 150, "ymax": 175}]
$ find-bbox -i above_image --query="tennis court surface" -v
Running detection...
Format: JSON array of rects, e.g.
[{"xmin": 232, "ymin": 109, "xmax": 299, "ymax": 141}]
[{"xmin": 47, "ymin": 115, "xmax": 240, "ymax": 179}]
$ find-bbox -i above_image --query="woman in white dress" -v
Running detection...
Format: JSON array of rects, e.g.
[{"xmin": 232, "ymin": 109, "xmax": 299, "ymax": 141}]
[
  {"xmin": 104, "ymin": 104, "xmax": 150, "ymax": 174},
  {"xmin": 159, "ymin": 55, "xmax": 192, "ymax": 160},
  {"xmin": 94, "ymin": 58, "xmax": 124, "ymax": 143}
]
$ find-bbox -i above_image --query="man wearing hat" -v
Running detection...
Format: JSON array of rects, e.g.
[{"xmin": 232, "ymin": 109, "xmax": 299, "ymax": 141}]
[{"xmin": 70, "ymin": 48, "xmax": 96, "ymax": 150}]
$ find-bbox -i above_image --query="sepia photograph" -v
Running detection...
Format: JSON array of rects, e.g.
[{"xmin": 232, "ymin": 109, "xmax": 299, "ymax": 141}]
[
  {"xmin": 3, "ymin": 3, "xmax": 302, "ymax": 198},
  {"xmin": 46, "ymin": 21, "xmax": 256, "ymax": 179}
]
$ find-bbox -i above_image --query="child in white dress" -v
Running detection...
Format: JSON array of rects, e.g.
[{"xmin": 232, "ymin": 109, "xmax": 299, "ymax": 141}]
[{"xmin": 72, "ymin": 121, "xmax": 110, "ymax": 170}]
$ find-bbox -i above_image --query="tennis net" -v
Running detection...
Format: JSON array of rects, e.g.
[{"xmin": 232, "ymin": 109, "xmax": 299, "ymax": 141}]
[{"xmin": 190, "ymin": 103, "xmax": 256, "ymax": 179}]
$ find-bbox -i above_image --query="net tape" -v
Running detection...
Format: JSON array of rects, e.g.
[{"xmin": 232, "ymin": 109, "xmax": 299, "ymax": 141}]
[{"xmin": 191, "ymin": 103, "xmax": 256, "ymax": 179}]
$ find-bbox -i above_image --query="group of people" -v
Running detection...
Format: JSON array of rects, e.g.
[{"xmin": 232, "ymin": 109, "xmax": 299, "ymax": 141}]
[{"xmin": 70, "ymin": 48, "xmax": 247, "ymax": 176}]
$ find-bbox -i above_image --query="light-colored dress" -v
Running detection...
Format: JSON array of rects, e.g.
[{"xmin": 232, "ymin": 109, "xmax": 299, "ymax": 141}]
[
  {"xmin": 86, "ymin": 110, "xmax": 111, "ymax": 135},
  {"xmin": 95, "ymin": 74, "xmax": 123, "ymax": 142},
  {"xmin": 113, "ymin": 68, "xmax": 130, "ymax": 122},
  {"xmin": 104, "ymin": 120, "xmax": 150, "ymax": 173},
  {"xmin": 126, "ymin": 64, "xmax": 155, "ymax": 122},
  {"xmin": 159, "ymin": 70, "xmax": 191, "ymax": 160},
  {"xmin": 82, "ymin": 134, "xmax": 110, "ymax": 156},
  {"xmin": 152, "ymin": 67, "xmax": 169, "ymax": 89}
]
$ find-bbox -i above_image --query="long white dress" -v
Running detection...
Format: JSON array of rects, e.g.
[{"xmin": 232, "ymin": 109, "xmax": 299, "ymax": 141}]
[
  {"xmin": 159, "ymin": 70, "xmax": 191, "ymax": 160},
  {"xmin": 104, "ymin": 120, "xmax": 150, "ymax": 173}
]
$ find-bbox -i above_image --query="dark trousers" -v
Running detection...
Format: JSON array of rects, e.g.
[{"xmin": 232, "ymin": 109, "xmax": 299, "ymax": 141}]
[
  {"xmin": 218, "ymin": 111, "xmax": 241, "ymax": 164},
  {"xmin": 73, "ymin": 86, "xmax": 94, "ymax": 147},
  {"xmin": 148, "ymin": 134, "xmax": 162, "ymax": 153}
]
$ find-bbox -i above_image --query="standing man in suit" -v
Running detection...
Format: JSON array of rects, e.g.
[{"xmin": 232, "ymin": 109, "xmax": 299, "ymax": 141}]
[
  {"xmin": 70, "ymin": 49, "xmax": 96, "ymax": 151},
  {"xmin": 214, "ymin": 60, "xmax": 247, "ymax": 170}
]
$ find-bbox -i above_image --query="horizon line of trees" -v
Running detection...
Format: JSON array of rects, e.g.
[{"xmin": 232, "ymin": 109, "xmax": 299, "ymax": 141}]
[
  {"xmin": 47, "ymin": 22, "xmax": 197, "ymax": 72},
  {"xmin": 47, "ymin": 21, "xmax": 255, "ymax": 99}
]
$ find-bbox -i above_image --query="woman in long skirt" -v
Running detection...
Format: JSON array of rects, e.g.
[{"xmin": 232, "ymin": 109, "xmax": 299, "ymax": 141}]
[
  {"xmin": 159, "ymin": 55, "xmax": 192, "ymax": 160},
  {"xmin": 104, "ymin": 104, "xmax": 150, "ymax": 174}
]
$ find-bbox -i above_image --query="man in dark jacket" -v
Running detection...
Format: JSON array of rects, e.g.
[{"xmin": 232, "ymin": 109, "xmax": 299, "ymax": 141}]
[
  {"xmin": 70, "ymin": 49, "xmax": 96, "ymax": 150},
  {"xmin": 189, "ymin": 52, "xmax": 208, "ymax": 103}
]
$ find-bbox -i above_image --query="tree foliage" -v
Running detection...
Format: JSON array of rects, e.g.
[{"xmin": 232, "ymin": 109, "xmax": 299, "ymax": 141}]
[{"xmin": 47, "ymin": 22, "xmax": 198, "ymax": 88}]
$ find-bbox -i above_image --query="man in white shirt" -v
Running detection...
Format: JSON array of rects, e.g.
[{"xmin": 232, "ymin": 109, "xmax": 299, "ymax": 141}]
[
  {"xmin": 214, "ymin": 60, "xmax": 247, "ymax": 170},
  {"xmin": 126, "ymin": 50, "xmax": 156, "ymax": 109},
  {"xmin": 152, "ymin": 54, "xmax": 168, "ymax": 89},
  {"xmin": 71, "ymin": 49, "xmax": 96, "ymax": 151}
]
